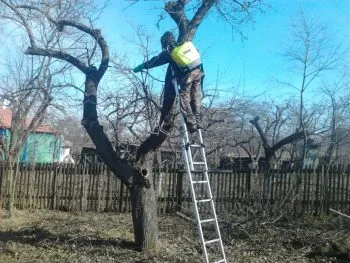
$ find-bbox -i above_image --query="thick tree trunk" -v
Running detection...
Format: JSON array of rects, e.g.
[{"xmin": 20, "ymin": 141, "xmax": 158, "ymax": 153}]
[
  {"xmin": 82, "ymin": 73, "xmax": 157, "ymax": 250},
  {"xmin": 130, "ymin": 157, "xmax": 158, "ymax": 250}
]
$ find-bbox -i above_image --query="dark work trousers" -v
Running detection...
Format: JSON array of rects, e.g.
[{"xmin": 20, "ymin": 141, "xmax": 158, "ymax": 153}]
[
  {"xmin": 178, "ymin": 68, "xmax": 203, "ymax": 128},
  {"xmin": 159, "ymin": 66, "xmax": 177, "ymax": 128}
]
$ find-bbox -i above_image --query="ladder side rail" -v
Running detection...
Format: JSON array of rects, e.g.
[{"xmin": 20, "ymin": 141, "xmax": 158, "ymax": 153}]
[
  {"xmin": 181, "ymin": 135, "xmax": 210, "ymax": 262},
  {"xmin": 198, "ymin": 130, "xmax": 227, "ymax": 262},
  {"xmin": 184, "ymin": 126, "xmax": 195, "ymax": 171},
  {"xmin": 175, "ymin": 84, "xmax": 195, "ymax": 171},
  {"xmin": 175, "ymin": 85, "xmax": 210, "ymax": 262}
]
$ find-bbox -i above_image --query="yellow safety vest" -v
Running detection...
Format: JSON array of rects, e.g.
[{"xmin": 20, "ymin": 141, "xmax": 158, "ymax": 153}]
[{"xmin": 171, "ymin": 42, "xmax": 202, "ymax": 71}]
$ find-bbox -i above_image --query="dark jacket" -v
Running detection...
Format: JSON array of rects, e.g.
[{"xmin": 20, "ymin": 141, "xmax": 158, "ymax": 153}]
[
  {"xmin": 143, "ymin": 50, "xmax": 182, "ymax": 76},
  {"xmin": 143, "ymin": 49, "xmax": 204, "ymax": 125}
]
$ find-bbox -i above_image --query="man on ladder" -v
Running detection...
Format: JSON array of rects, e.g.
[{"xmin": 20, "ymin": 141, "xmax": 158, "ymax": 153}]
[
  {"xmin": 133, "ymin": 31, "xmax": 204, "ymax": 133},
  {"xmin": 134, "ymin": 31, "xmax": 226, "ymax": 263}
]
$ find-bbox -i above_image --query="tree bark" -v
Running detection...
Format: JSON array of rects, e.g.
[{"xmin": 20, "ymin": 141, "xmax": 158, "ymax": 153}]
[
  {"xmin": 81, "ymin": 71, "xmax": 157, "ymax": 250},
  {"xmin": 250, "ymin": 116, "xmax": 305, "ymax": 169},
  {"xmin": 24, "ymin": 16, "xmax": 158, "ymax": 250},
  {"xmin": 130, "ymin": 157, "xmax": 158, "ymax": 250}
]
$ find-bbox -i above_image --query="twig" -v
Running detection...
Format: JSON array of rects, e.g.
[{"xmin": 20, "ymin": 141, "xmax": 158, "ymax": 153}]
[
  {"xmin": 176, "ymin": 211, "xmax": 195, "ymax": 222},
  {"xmin": 330, "ymin": 208, "xmax": 350, "ymax": 220}
]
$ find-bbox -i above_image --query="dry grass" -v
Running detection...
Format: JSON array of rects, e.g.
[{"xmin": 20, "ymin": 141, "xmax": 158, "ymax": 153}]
[{"xmin": 0, "ymin": 209, "xmax": 346, "ymax": 262}]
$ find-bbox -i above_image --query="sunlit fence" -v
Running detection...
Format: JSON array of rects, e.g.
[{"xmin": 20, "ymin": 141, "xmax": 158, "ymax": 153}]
[{"xmin": 0, "ymin": 163, "xmax": 349, "ymax": 215}]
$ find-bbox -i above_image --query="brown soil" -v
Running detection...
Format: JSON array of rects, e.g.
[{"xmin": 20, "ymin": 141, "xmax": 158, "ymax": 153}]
[{"xmin": 0, "ymin": 210, "xmax": 347, "ymax": 262}]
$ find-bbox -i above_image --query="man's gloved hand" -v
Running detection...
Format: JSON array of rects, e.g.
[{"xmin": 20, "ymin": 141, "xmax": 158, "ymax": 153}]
[{"xmin": 133, "ymin": 63, "xmax": 144, "ymax": 73}]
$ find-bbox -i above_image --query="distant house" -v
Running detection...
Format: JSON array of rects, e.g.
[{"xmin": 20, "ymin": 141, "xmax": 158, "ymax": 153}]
[{"xmin": 0, "ymin": 107, "xmax": 62, "ymax": 163}]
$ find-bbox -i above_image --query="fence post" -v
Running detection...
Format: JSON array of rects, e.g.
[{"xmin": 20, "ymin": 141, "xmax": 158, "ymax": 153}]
[
  {"xmin": 176, "ymin": 169, "xmax": 183, "ymax": 211},
  {"xmin": 246, "ymin": 169, "xmax": 251, "ymax": 195}
]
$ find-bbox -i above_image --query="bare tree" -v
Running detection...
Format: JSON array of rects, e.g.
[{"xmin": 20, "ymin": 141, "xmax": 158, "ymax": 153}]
[
  {"xmin": 0, "ymin": 54, "xmax": 55, "ymax": 216},
  {"xmin": 279, "ymin": 10, "xmax": 346, "ymax": 165},
  {"xmin": 249, "ymin": 100, "xmax": 305, "ymax": 169},
  {"xmin": 0, "ymin": 0, "xmax": 157, "ymax": 250},
  {"xmin": 321, "ymin": 78, "xmax": 350, "ymax": 169}
]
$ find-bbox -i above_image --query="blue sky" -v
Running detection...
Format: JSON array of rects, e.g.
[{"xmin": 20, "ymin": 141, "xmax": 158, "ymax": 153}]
[
  {"xmin": 0, "ymin": 0, "xmax": 349, "ymax": 106},
  {"xmin": 95, "ymin": 0, "xmax": 350, "ymax": 103}
]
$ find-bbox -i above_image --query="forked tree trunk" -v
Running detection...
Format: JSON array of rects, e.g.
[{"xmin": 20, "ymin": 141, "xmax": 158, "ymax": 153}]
[{"xmin": 82, "ymin": 73, "xmax": 158, "ymax": 250}]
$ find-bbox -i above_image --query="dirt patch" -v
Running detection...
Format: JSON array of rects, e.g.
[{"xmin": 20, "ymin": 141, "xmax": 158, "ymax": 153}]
[{"xmin": 0, "ymin": 209, "xmax": 347, "ymax": 262}]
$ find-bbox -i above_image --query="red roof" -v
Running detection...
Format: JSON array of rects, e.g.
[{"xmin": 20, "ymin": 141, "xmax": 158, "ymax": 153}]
[{"xmin": 0, "ymin": 107, "xmax": 56, "ymax": 134}]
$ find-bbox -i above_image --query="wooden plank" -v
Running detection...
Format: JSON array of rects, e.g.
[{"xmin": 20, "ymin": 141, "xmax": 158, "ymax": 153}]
[
  {"xmin": 95, "ymin": 164, "xmax": 99, "ymax": 212},
  {"xmin": 18, "ymin": 164, "xmax": 24, "ymax": 209},
  {"xmin": 39, "ymin": 164, "xmax": 44, "ymax": 209},
  {"xmin": 51, "ymin": 164, "xmax": 57, "ymax": 209},
  {"xmin": 219, "ymin": 171, "xmax": 224, "ymax": 213},
  {"xmin": 112, "ymin": 175, "xmax": 118, "ymax": 212},
  {"xmin": 346, "ymin": 169, "xmax": 350, "ymax": 214},
  {"xmin": 232, "ymin": 169, "xmax": 237, "ymax": 212},
  {"xmin": 315, "ymin": 168, "xmax": 320, "ymax": 215},
  {"xmin": 81, "ymin": 164, "xmax": 88, "ymax": 212},
  {"xmin": 340, "ymin": 169, "xmax": 344, "ymax": 211},
  {"xmin": 0, "ymin": 164, "xmax": 4, "ymax": 209},
  {"xmin": 68, "ymin": 163, "xmax": 73, "ymax": 210},
  {"xmin": 33, "ymin": 164, "xmax": 39, "ymax": 209},
  {"xmin": 237, "ymin": 170, "xmax": 241, "ymax": 205},
  {"xmin": 228, "ymin": 171, "xmax": 233, "ymax": 213},
  {"xmin": 45, "ymin": 164, "xmax": 50, "ymax": 209},
  {"xmin": 166, "ymin": 168, "xmax": 172, "ymax": 213},
  {"xmin": 87, "ymin": 164, "xmax": 93, "ymax": 211},
  {"xmin": 119, "ymin": 181, "xmax": 124, "ymax": 212},
  {"xmin": 332, "ymin": 166, "xmax": 336, "ymax": 212},
  {"xmin": 105, "ymin": 167, "xmax": 111, "ymax": 211},
  {"xmin": 308, "ymin": 169, "xmax": 312, "ymax": 214},
  {"xmin": 176, "ymin": 170, "xmax": 183, "ymax": 212},
  {"xmin": 98, "ymin": 164, "xmax": 104, "ymax": 212},
  {"xmin": 223, "ymin": 171, "xmax": 228, "ymax": 212},
  {"xmin": 336, "ymin": 167, "xmax": 341, "ymax": 210},
  {"xmin": 171, "ymin": 167, "xmax": 177, "ymax": 212}
]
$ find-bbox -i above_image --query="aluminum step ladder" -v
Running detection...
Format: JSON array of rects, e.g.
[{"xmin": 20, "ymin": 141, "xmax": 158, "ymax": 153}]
[{"xmin": 176, "ymin": 89, "xmax": 227, "ymax": 263}]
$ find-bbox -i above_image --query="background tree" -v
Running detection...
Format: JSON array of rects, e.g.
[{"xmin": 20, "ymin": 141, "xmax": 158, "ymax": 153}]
[
  {"xmin": 249, "ymin": 99, "xmax": 305, "ymax": 168},
  {"xmin": 279, "ymin": 10, "xmax": 346, "ymax": 166},
  {"xmin": 0, "ymin": 55, "xmax": 56, "ymax": 216},
  {"xmin": 321, "ymin": 77, "xmax": 350, "ymax": 171},
  {"xmin": 0, "ymin": 0, "xmax": 157, "ymax": 250}
]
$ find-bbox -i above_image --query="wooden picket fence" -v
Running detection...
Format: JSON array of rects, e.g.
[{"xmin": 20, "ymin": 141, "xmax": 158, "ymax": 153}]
[{"xmin": 0, "ymin": 163, "xmax": 349, "ymax": 215}]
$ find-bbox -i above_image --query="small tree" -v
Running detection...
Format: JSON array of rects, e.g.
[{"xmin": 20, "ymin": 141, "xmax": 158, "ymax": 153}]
[
  {"xmin": 321, "ymin": 79, "xmax": 350, "ymax": 170},
  {"xmin": 0, "ymin": 55, "xmax": 55, "ymax": 217},
  {"xmin": 279, "ymin": 10, "xmax": 346, "ymax": 165}
]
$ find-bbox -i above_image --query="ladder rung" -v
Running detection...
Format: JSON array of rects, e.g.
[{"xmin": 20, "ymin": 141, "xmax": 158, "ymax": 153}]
[
  {"xmin": 192, "ymin": 180, "xmax": 208, "ymax": 184},
  {"xmin": 212, "ymin": 260, "xmax": 225, "ymax": 263},
  {"xmin": 190, "ymin": 169, "xmax": 208, "ymax": 173},
  {"xmin": 196, "ymin": 198, "xmax": 211, "ymax": 203},
  {"xmin": 191, "ymin": 144, "xmax": 203, "ymax": 148},
  {"xmin": 200, "ymin": 218, "xmax": 216, "ymax": 224},
  {"xmin": 204, "ymin": 238, "xmax": 220, "ymax": 245},
  {"xmin": 193, "ymin": 161, "xmax": 205, "ymax": 165}
]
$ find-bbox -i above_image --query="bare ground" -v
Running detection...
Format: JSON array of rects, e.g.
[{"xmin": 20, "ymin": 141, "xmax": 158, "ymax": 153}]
[{"xmin": 0, "ymin": 209, "xmax": 348, "ymax": 263}]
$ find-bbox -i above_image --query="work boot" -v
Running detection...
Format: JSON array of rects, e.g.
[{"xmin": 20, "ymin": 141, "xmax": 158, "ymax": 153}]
[
  {"xmin": 195, "ymin": 115, "xmax": 202, "ymax": 130},
  {"xmin": 186, "ymin": 123, "xmax": 197, "ymax": 133}
]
